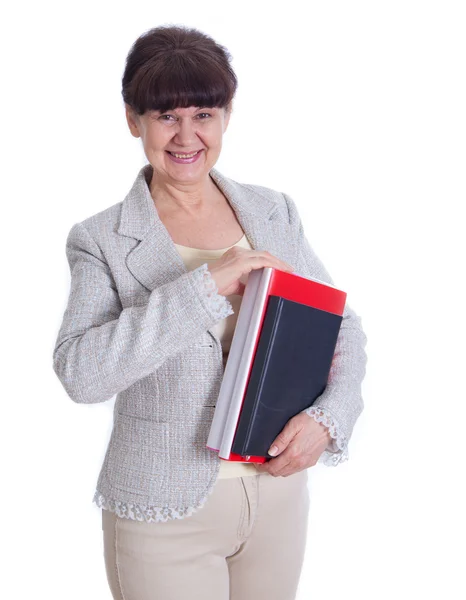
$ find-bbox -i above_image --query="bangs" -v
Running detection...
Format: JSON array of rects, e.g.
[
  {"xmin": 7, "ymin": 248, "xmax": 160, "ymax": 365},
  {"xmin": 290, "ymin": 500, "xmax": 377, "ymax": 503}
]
[{"xmin": 129, "ymin": 52, "xmax": 235, "ymax": 115}]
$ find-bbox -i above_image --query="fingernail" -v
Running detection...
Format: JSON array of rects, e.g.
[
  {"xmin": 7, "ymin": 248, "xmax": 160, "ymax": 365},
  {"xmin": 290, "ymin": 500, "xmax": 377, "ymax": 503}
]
[{"xmin": 268, "ymin": 445, "xmax": 279, "ymax": 456}]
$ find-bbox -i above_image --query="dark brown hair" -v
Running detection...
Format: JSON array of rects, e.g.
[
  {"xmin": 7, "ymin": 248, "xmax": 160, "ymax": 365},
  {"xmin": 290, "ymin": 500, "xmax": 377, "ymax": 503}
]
[{"xmin": 122, "ymin": 25, "xmax": 238, "ymax": 116}]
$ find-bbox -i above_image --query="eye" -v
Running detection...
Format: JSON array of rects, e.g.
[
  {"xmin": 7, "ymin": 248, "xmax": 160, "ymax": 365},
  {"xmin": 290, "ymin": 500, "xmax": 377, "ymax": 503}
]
[
  {"xmin": 197, "ymin": 112, "xmax": 211, "ymax": 119},
  {"xmin": 159, "ymin": 114, "xmax": 175, "ymax": 121}
]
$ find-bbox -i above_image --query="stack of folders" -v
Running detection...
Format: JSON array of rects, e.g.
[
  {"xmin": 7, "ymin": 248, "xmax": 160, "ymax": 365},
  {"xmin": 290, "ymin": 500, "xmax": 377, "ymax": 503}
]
[{"xmin": 206, "ymin": 267, "xmax": 347, "ymax": 464}]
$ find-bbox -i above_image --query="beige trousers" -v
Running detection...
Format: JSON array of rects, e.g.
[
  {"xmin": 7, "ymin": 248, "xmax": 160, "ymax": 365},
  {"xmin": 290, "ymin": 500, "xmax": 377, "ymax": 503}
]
[{"xmin": 102, "ymin": 469, "xmax": 310, "ymax": 600}]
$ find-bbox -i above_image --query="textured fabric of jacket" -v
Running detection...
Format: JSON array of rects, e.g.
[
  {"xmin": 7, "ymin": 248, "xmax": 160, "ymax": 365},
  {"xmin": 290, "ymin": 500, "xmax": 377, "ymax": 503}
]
[{"xmin": 52, "ymin": 163, "xmax": 368, "ymax": 522}]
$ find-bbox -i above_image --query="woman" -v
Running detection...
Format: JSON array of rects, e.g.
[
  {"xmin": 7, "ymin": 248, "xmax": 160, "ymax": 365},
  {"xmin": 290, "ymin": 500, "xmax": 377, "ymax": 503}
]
[{"xmin": 53, "ymin": 25, "xmax": 367, "ymax": 600}]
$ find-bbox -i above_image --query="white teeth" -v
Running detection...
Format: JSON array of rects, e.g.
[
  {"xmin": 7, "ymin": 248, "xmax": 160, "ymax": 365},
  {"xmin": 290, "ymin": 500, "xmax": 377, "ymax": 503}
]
[{"xmin": 169, "ymin": 150, "xmax": 200, "ymax": 159}]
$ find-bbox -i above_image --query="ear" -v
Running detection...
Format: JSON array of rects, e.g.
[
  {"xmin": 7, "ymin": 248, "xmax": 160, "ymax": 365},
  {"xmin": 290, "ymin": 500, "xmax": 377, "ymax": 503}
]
[{"xmin": 125, "ymin": 104, "xmax": 141, "ymax": 138}]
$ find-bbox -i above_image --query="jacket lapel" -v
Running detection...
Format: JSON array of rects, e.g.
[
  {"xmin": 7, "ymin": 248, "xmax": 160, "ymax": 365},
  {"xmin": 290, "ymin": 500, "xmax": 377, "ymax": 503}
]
[{"xmin": 118, "ymin": 163, "xmax": 295, "ymax": 293}]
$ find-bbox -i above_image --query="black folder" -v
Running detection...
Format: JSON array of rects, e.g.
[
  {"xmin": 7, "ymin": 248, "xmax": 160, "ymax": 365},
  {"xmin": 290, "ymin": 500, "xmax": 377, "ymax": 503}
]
[{"xmin": 231, "ymin": 295, "xmax": 343, "ymax": 457}]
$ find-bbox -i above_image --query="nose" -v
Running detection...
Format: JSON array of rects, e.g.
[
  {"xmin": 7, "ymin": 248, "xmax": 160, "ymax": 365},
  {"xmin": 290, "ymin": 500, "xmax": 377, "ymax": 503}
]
[{"xmin": 173, "ymin": 117, "xmax": 200, "ymax": 146}]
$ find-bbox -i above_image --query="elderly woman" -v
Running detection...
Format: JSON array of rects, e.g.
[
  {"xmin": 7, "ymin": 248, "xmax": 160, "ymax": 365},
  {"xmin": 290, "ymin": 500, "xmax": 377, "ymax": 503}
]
[{"xmin": 53, "ymin": 25, "xmax": 367, "ymax": 600}]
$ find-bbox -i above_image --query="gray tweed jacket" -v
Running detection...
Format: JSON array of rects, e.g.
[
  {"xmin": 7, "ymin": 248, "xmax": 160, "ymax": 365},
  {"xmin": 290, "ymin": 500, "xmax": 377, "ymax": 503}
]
[{"xmin": 52, "ymin": 163, "xmax": 367, "ymax": 523}]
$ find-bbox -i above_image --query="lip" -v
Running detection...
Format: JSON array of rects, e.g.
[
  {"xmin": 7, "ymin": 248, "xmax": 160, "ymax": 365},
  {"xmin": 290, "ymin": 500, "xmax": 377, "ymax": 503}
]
[{"xmin": 166, "ymin": 149, "xmax": 204, "ymax": 164}]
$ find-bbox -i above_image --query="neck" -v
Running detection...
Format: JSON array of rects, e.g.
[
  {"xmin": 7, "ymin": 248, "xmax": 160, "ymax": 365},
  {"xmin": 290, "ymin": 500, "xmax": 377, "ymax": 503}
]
[{"xmin": 149, "ymin": 171, "xmax": 221, "ymax": 218}]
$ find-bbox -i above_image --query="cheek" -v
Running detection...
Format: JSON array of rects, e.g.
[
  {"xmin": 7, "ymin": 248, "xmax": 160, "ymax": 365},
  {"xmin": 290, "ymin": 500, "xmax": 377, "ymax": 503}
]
[
  {"xmin": 199, "ymin": 121, "xmax": 222, "ymax": 140},
  {"xmin": 204, "ymin": 131, "xmax": 223, "ymax": 149},
  {"xmin": 145, "ymin": 126, "xmax": 169, "ymax": 149}
]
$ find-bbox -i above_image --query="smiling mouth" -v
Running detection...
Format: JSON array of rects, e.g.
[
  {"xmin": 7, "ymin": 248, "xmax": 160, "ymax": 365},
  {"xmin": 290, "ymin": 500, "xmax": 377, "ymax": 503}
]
[{"xmin": 166, "ymin": 150, "xmax": 203, "ymax": 158}]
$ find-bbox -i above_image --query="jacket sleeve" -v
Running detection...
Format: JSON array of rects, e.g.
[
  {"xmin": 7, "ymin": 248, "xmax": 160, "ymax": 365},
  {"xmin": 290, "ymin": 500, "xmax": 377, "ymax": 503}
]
[
  {"xmin": 282, "ymin": 192, "xmax": 368, "ymax": 466},
  {"xmin": 52, "ymin": 222, "xmax": 234, "ymax": 405}
]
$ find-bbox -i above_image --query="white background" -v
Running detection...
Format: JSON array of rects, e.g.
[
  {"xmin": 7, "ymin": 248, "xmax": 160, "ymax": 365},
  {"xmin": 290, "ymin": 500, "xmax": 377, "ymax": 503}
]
[{"xmin": 1, "ymin": 1, "xmax": 465, "ymax": 598}]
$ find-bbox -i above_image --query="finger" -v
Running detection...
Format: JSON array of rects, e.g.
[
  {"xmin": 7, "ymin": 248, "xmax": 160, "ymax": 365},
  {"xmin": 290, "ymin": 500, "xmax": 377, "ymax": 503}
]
[
  {"xmin": 263, "ymin": 250, "xmax": 294, "ymax": 271},
  {"xmin": 263, "ymin": 457, "xmax": 288, "ymax": 476},
  {"xmin": 267, "ymin": 426, "xmax": 297, "ymax": 459},
  {"xmin": 264, "ymin": 455, "xmax": 293, "ymax": 477},
  {"xmin": 279, "ymin": 465, "xmax": 304, "ymax": 478},
  {"xmin": 246, "ymin": 251, "xmax": 294, "ymax": 272}
]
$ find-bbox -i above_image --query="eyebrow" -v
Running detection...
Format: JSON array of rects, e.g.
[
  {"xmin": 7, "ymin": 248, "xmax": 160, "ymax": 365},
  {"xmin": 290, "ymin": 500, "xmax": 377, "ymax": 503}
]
[{"xmin": 157, "ymin": 106, "xmax": 214, "ymax": 114}]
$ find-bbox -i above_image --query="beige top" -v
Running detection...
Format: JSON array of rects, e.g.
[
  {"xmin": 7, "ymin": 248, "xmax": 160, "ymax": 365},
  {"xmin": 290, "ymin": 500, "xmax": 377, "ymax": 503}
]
[{"xmin": 174, "ymin": 233, "xmax": 258, "ymax": 478}]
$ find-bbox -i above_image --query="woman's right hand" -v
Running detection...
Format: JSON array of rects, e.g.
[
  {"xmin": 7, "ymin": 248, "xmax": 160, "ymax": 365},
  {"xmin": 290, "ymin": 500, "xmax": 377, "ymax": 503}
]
[{"xmin": 208, "ymin": 247, "xmax": 295, "ymax": 297}]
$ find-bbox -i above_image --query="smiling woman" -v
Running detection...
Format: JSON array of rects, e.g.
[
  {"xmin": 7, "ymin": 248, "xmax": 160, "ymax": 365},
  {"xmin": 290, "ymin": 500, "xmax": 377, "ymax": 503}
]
[{"xmin": 53, "ymin": 22, "xmax": 367, "ymax": 600}]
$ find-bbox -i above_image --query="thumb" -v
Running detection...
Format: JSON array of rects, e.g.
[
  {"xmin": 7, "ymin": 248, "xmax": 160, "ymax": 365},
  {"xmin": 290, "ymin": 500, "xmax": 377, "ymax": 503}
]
[{"xmin": 267, "ymin": 421, "xmax": 295, "ymax": 457}]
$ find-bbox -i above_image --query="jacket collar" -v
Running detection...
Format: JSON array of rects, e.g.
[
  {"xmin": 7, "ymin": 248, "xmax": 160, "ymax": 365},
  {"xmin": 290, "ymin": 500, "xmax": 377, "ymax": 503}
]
[{"xmin": 117, "ymin": 163, "xmax": 293, "ymax": 293}]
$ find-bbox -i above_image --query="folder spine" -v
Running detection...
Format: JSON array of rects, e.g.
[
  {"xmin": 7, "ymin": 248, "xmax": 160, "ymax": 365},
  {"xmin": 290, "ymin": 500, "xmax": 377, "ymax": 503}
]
[{"xmin": 240, "ymin": 297, "xmax": 284, "ymax": 451}]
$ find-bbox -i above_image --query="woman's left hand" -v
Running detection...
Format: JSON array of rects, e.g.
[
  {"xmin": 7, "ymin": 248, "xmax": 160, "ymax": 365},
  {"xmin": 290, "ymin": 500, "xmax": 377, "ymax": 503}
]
[{"xmin": 253, "ymin": 413, "xmax": 333, "ymax": 477}]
